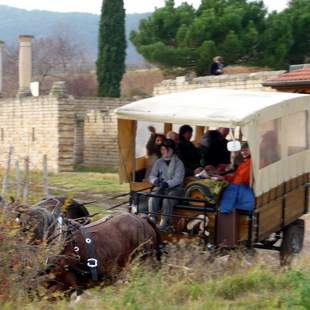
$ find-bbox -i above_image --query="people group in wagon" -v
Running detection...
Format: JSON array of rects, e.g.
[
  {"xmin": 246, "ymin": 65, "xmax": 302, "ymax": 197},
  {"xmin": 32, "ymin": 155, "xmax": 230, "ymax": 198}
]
[{"xmin": 145, "ymin": 125, "xmax": 254, "ymax": 231}]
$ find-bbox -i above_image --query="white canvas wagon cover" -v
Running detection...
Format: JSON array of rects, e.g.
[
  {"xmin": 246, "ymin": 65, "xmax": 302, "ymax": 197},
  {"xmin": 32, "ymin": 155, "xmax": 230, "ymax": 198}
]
[
  {"xmin": 116, "ymin": 88, "xmax": 308, "ymax": 128},
  {"xmin": 116, "ymin": 88, "xmax": 310, "ymax": 196}
]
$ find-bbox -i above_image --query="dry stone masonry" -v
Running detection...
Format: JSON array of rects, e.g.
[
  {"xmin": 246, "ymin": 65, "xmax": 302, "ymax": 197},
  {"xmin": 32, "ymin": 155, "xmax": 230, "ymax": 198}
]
[{"xmin": 0, "ymin": 83, "xmax": 130, "ymax": 172}]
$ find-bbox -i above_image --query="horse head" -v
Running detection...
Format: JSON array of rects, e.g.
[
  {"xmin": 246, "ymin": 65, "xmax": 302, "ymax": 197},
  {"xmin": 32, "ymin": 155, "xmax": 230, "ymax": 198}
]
[
  {"xmin": 18, "ymin": 206, "xmax": 61, "ymax": 244},
  {"xmin": 40, "ymin": 218, "xmax": 88, "ymax": 294},
  {"xmin": 9, "ymin": 196, "xmax": 91, "ymax": 245},
  {"xmin": 35, "ymin": 197, "xmax": 91, "ymax": 225}
]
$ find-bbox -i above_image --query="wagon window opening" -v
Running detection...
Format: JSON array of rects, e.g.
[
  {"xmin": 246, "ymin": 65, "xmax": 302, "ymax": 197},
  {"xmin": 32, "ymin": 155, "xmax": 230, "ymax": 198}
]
[
  {"xmin": 287, "ymin": 111, "xmax": 308, "ymax": 156},
  {"xmin": 259, "ymin": 118, "xmax": 281, "ymax": 169}
]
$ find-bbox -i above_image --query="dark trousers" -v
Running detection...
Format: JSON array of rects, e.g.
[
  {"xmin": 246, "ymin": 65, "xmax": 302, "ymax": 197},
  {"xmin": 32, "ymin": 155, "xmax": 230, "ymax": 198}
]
[{"xmin": 148, "ymin": 186, "xmax": 184, "ymax": 226}]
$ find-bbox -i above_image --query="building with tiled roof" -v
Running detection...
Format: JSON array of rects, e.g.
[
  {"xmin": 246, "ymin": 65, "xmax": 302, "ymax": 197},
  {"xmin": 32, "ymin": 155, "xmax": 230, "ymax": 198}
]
[{"xmin": 263, "ymin": 65, "xmax": 310, "ymax": 93}]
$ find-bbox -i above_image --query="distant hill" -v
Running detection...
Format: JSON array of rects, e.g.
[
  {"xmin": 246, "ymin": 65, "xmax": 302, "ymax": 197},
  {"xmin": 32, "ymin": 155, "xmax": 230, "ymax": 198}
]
[{"xmin": 0, "ymin": 5, "xmax": 150, "ymax": 64}]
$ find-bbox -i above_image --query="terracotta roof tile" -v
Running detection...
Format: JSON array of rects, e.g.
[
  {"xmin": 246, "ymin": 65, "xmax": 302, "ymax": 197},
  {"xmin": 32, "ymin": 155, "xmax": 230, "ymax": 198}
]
[{"xmin": 263, "ymin": 68, "xmax": 310, "ymax": 86}]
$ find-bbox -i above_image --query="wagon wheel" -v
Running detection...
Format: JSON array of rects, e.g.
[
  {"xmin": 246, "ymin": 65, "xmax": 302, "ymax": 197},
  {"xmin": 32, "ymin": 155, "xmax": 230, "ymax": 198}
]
[{"xmin": 280, "ymin": 219, "xmax": 305, "ymax": 266}]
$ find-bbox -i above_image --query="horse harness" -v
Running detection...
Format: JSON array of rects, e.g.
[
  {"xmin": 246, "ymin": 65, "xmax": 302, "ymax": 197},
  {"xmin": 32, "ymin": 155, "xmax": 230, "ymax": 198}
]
[
  {"xmin": 72, "ymin": 215, "xmax": 113, "ymax": 282},
  {"xmin": 78, "ymin": 226, "xmax": 98, "ymax": 281}
]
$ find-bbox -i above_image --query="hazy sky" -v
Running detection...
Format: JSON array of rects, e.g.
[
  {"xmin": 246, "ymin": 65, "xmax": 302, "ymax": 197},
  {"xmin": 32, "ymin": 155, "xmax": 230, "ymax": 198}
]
[{"xmin": 0, "ymin": 0, "xmax": 289, "ymax": 14}]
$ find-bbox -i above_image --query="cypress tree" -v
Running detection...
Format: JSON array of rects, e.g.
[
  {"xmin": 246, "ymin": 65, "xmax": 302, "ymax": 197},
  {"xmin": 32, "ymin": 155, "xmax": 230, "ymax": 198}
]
[{"xmin": 97, "ymin": 0, "xmax": 126, "ymax": 97}]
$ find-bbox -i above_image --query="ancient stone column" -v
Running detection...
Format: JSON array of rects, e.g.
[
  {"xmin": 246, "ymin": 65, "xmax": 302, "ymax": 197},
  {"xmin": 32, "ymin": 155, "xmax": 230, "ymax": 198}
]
[
  {"xmin": 0, "ymin": 41, "xmax": 4, "ymax": 97},
  {"xmin": 17, "ymin": 35, "xmax": 33, "ymax": 97}
]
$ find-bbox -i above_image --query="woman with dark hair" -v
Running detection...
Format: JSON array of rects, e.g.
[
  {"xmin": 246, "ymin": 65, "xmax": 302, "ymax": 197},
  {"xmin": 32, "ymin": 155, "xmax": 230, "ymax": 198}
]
[{"xmin": 145, "ymin": 126, "xmax": 166, "ymax": 179}]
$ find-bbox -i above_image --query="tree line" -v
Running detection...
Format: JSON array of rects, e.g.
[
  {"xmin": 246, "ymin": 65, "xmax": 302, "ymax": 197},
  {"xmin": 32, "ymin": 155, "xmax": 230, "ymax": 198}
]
[{"xmin": 130, "ymin": 0, "xmax": 310, "ymax": 75}]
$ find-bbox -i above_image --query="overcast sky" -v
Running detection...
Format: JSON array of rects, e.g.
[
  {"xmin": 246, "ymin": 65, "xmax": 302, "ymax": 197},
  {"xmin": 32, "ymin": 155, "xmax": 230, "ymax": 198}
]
[{"xmin": 0, "ymin": 0, "xmax": 289, "ymax": 14}]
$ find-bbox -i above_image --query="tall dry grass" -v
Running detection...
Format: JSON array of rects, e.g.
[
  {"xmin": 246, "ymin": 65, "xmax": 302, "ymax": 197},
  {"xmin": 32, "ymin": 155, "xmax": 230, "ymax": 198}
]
[{"xmin": 2, "ymin": 232, "xmax": 310, "ymax": 309}]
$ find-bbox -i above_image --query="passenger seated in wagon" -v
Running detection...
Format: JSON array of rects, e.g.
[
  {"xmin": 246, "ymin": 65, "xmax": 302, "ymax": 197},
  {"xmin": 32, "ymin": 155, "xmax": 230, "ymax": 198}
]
[
  {"xmin": 178, "ymin": 125, "xmax": 201, "ymax": 176},
  {"xmin": 195, "ymin": 129, "xmax": 231, "ymax": 177},
  {"xmin": 217, "ymin": 142, "xmax": 255, "ymax": 214},
  {"xmin": 145, "ymin": 127, "xmax": 166, "ymax": 179},
  {"xmin": 148, "ymin": 139, "xmax": 185, "ymax": 230}
]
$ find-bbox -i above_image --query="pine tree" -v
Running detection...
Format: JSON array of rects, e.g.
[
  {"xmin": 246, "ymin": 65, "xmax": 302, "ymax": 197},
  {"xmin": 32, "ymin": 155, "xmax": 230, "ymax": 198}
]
[{"xmin": 97, "ymin": 0, "xmax": 126, "ymax": 97}]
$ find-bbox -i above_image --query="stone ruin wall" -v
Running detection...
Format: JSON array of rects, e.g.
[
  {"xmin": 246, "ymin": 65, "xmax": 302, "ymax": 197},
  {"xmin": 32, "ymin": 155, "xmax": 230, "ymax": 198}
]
[
  {"xmin": 0, "ymin": 95, "xmax": 60, "ymax": 172},
  {"xmin": 0, "ymin": 93, "xmax": 130, "ymax": 173},
  {"xmin": 73, "ymin": 98, "xmax": 131, "ymax": 170},
  {"xmin": 153, "ymin": 70, "xmax": 285, "ymax": 95}
]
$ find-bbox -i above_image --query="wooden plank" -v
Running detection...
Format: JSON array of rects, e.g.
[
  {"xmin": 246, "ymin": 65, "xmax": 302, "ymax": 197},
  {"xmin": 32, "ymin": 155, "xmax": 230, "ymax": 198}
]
[
  {"xmin": 194, "ymin": 126, "xmax": 205, "ymax": 144},
  {"xmin": 284, "ymin": 186, "xmax": 305, "ymax": 225},
  {"xmin": 239, "ymin": 215, "xmax": 249, "ymax": 241},
  {"xmin": 262, "ymin": 192, "xmax": 270, "ymax": 205},
  {"xmin": 136, "ymin": 156, "xmax": 146, "ymax": 172},
  {"xmin": 164, "ymin": 123, "xmax": 173, "ymax": 134},
  {"xmin": 257, "ymin": 198, "xmax": 282, "ymax": 239},
  {"xmin": 130, "ymin": 181, "xmax": 152, "ymax": 192}
]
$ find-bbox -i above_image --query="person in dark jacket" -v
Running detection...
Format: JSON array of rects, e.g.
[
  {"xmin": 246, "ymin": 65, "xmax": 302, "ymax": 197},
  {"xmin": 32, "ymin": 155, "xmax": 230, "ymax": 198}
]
[
  {"xmin": 199, "ymin": 129, "xmax": 230, "ymax": 168},
  {"xmin": 210, "ymin": 56, "xmax": 224, "ymax": 75},
  {"xmin": 148, "ymin": 139, "xmax": 185, "ymax": 230},
  {"xmin": 178, "ymin": 125, "xmax": 201, "ymax": 176},
  {"xmin": 218, "ymin": 127, "xmax": 231, "ymax": 165}
]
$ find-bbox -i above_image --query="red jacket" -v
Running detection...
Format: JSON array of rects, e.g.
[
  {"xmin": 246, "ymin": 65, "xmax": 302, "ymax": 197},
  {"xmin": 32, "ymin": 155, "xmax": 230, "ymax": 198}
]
[{"xmin": 225, "ymin": 158, "xmax": 251, "ymax": 185}]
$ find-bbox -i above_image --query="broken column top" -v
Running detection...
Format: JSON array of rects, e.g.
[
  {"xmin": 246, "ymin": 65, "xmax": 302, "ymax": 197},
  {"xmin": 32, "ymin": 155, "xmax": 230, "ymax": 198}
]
[{"xmin": 18, "ymin": 35, "xmax": 34, "ymax": 42}]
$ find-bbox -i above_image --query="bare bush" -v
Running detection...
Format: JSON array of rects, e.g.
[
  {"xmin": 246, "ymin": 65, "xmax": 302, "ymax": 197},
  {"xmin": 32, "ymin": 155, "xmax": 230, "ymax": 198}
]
[
  {"xmin": 66, "ymin": 74, "xmax": 97, "ymax": 97},
  {"xmin": 121, "ymin": 69, "xmax": 164, "ymax": 97},
  {"xmin": 32, "ymin": 34, "xmax": 88, "ymax": 81},
  {"xmin": 2, "ymin": 45, "xmax": 18, "ymax": 97}
]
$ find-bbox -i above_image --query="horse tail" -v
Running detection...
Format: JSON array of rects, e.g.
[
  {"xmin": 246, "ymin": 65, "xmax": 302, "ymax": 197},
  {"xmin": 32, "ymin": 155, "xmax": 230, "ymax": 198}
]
[{"xmin": 145, "ymin": 217, "xmax": 163, "ymax": 261}]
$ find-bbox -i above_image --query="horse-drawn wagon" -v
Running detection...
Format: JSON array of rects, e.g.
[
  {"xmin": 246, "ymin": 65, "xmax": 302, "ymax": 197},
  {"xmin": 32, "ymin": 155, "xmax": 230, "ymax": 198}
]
[{"xmin": 116, "ymin": 88, "xmax": 310, "ymax": 263}]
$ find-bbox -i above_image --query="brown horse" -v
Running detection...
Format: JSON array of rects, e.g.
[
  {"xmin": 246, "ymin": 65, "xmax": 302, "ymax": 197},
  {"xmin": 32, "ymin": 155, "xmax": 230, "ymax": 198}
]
[{"xmin": 43, "ymin": 213, "xmax": 161, "ymax": 294}]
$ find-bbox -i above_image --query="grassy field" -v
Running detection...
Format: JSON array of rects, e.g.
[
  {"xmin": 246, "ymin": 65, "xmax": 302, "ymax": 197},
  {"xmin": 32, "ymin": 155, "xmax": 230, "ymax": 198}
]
[
  {"xmin": 2, "ymin": 252, "xmax": 310, "ymax": 309},
  {"xmin": 1, "ymin": 170, "xmax": 310, "ymax": 309},
  {"xmin": 0, "ymin": 168, "xmax": 129, "ymax": 214}
]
